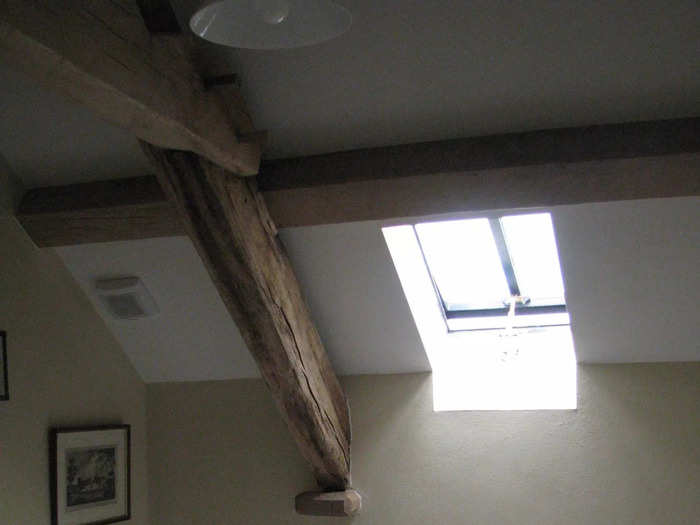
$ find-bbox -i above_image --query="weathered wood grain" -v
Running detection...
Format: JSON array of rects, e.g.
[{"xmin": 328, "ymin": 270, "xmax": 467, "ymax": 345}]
[
  {"xmin": 258, "ymin": 116, "xmax": 700, "ymax": 226},
  {"xmin": 17, "ymin": 176, "xmax": 181, "ymax": 246},
  {"xmin": 0, "ymin": 0, "xmax": 260, "ymax": 175},
  {"xmin": 264, "ymin": 153, "xmax": 700, "ymax": 227},
  {"xmin": 258, "ymin": 117, "xmax": 700, "ymax": 190},
  {"xmin": 141, "ymin": 144, "xmax": 351, "ymax": 490}
]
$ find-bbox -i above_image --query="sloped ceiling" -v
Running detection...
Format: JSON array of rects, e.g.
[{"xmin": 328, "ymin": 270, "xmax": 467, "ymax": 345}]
[
  {"xmin": 0, "ymin": 65, "xmax": 151, "ymax": 188},
  {"xmin": 55, "ymin": 197, "xmax": 700, "ymax": 382},
  {"xmin": 0, "ymin": 1, "xmax": 698, "ymax": 381},
  {"xmin": 554, "ymin": 198, "xmax": 699, "ymax": 363},
  {"xmin": 55, "ymin": 237, "xmax": 259, "ymax": 382}
]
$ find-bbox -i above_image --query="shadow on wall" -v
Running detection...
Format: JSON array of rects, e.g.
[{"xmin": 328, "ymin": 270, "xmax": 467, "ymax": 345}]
[
  {"xmin": 0, "ymin": 153, "xmax": 24, "ymax": 215},
  {"xmin": 147, "ymin": 366, "xmax": 700, "ymax": 525},
  {"xmin": 577, "ymin": 364, "xmax": 700, "ymax": 505}
]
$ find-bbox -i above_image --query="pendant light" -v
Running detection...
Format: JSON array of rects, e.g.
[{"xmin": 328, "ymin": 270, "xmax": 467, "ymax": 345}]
[{"xmin": 190, "ymin": 0, "xmax": 352, "ymax": 50}]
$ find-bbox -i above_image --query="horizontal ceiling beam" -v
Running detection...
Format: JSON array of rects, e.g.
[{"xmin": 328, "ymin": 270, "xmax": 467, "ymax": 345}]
[
  {"xmin": 0, "ymin": 0, "xmax": 260, "ymax": 175},
  {"xmin": 17, "ymin": 176, "xmax": 180, "ymax": 246},
  {"xmin": 258, "ymin": 118, "xmax": 700, "ymax": 191},
  {"xmin": 266, "ymin": 152, "xmax": 700, "ymax": 227},
  {"xmin": 141, "ymin": 144, "xmax": 351, "ymax": 491},
  {"xmin": 260, "ymin": 117, "xmax": 700, "ymax": 226},
  {"xmin": 17, "ymin": 119, "xmax": 700, "ymax": 245}
]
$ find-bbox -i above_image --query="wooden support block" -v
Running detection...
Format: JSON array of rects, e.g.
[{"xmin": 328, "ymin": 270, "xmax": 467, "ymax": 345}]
[{"xmin": 295, "ymin": 490, "xmax": 362, "ymax": 517}]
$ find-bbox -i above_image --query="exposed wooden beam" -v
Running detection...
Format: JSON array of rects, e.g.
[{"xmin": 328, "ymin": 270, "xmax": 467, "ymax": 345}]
[
  {"xmin": 259, "ymin": 117, "xmax": 700, "ymax": 226},
  {"xmin": 141, "ymin": 144, "xmax": 351, "ymax": 491},
  {"xmin": 5, "ymin": 0, "xmax": 353, "ymax": 498},
  {"xmin": 0, "ymin": 0, "xmax": 260, "ymax": 175},
  {"xmin": 16, "ymin": 120, "xmax": 700, "ymax": 246},
  {"xmin": 265, "ymin": 153, "xmax": 700, "ymax": 227},
  {"xmin": 17, "ymin": 176, "xmax": 181, "ymax": 246},
  {"xmin": 295, "ymin": 490, "xmax": 362, "ymax": 517},
  {"xmin": 259, "ymin": 118, "xmax": 700, "ymax": 191}
]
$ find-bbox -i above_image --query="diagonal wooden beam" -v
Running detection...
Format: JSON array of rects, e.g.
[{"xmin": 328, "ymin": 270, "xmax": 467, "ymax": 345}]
[
  {"xmin": 141, "ymin": 143, "xmax": 351, "ymax": 491},
  {"xmin": 0, "ymin": 0, "xmax": 260, "ymax": 175},
  {"xmin": 5, "ymin": 0, "xmax": 352, "ymax": 498}
]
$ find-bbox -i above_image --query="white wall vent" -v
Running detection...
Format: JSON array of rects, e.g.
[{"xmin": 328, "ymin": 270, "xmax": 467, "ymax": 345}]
[{"xmin": 95, "ymin": 277, "xmax": 159, "ymax": 320}]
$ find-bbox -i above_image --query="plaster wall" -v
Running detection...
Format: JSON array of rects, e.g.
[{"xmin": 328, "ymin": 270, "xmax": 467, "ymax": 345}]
[
  {"xmin": 148, "ymin": 365, "xmax": 700, "ymax": 524},
  {"xmin": 0, "ymin": 218, "xmax": 150, "ymax": 525}
]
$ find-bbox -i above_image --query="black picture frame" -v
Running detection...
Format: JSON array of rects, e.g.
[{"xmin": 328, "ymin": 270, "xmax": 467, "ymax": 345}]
[
  {"xmin": 50, "ymin": 425, "xmax": 131, "ymax": 525},
  {"xmin": 0, "ymin": 331, "xmax": 8, "ymax": 401}
]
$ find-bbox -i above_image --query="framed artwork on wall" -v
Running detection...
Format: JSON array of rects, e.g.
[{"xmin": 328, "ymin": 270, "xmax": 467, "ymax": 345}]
[
  {"xmin": 50, "ymin": 425, "xmax": 131, "ymax": 525},
  {"xmin": 0, "ymin": 331, "xmax": 8, "ymax": 401}
]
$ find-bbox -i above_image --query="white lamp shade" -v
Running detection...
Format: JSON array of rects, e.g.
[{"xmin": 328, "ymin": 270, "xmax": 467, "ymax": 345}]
[{"xmin": 190, "ymin": 0, "xmax": 352, "ymax": 50}]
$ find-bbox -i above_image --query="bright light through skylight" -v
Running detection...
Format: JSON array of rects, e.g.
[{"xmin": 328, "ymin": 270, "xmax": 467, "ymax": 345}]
[
  {"xmin": 501, "ymin": 213, "xmax": 565, "ymax": 304},
  {"xmin": 445, "ymin": 311, "xmax": 570, "ymax": 332},
  {"xmin": 416, "ymin": 219, "xmax": 510, "ymax": 310},
  {"xmin": 382, "ymin": 212, "xmax": 577, "ymax": 411},
  {"xmin": 416, "ymin": 213, "xmax": 568, "ymax": 332}
]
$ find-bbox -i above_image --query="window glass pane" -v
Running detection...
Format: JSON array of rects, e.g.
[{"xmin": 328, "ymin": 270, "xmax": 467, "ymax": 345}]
[
  {"xmin": 415, "ymin": 218, "xmax": 511, "ymax": 310},
  {"xmin": 446, "ymin": 312, "xmax": 570, "ymax": 332},
  {"xmin": 500, "ymin": 213, "xmax": 565, "ymax": 305}
]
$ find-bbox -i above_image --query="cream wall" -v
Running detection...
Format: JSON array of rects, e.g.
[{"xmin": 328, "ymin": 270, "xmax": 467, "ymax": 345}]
[
  {"xmin": 0, "ymin": 217, "xmax": 150, "ymax": 525},
  {"xmin": 148, "ymin": 365, "xmax": 700, "ymax": 525},
  {"xmin": 3, "ymin": 197, "xmax": 697, "ymax": 525}
]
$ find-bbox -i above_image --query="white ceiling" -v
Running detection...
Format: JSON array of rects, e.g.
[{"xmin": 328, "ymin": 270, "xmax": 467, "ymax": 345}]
[
  {"xmin": 1, "ymin": 0, "xmax": 699, "ymax": 187},
  {"xmin": 56, "ymin": 237, "xmax": 259, "ymax": 382},
  {"xmin": 279, "ymin": 221, "xmax": 430, "ymax": 375},
  {"xmin": 185, "ymin": 0, "xmax": 700, "ymax": 159},
  {"xmin": 555, "ymin": 198, "xmax": 700, "ymax": 363},
  {"xmin": 54, "ymin": 197, "xmax": 699, "ymax": 382},
  {"xmin": 0, "ymin": 64, "xmax": 151, "ymax": 188}
]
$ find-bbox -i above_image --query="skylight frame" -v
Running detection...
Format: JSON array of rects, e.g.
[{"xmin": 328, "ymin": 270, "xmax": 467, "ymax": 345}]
[
  {"xmin": 414, "ymin": 213, "xmax": 568, "ymax": 332},
  {"xmin": 381, "ymin": 221, "xmax": 578, "ymax": 411}
]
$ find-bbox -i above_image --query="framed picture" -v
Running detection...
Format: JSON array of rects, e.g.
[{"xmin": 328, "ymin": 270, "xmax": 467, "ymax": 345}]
[
  {"xmin": 50, "ymin": 425, "xmax": 131, "ymax": 525},
  {"xmin": 0, "ymin": 331, "xmax": 8, "ymax": 401}
]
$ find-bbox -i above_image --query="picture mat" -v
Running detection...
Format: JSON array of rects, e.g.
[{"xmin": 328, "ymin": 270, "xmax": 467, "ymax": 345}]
[{"xmin": 56, "ymin": 429, "xmax": 128, "ymax": 525}]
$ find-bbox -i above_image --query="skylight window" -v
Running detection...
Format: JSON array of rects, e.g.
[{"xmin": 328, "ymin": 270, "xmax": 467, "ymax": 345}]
[
  {"xmin": 415, "ymin": 213, "xmax": 569, "ymax": 332},
  {"xmin": 382, "ymin": 211, "xmax": 577, "ymax": 411}
]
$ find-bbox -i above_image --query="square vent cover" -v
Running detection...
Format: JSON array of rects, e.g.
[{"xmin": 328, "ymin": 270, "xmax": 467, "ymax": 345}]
[{"xmin": 95, "ymin": 277, "xmax": 159, "ymax": 320}]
